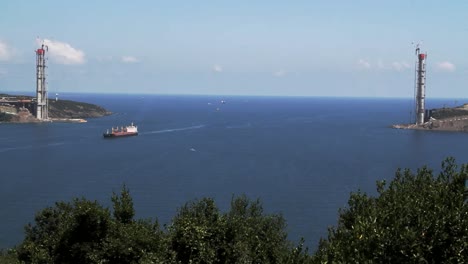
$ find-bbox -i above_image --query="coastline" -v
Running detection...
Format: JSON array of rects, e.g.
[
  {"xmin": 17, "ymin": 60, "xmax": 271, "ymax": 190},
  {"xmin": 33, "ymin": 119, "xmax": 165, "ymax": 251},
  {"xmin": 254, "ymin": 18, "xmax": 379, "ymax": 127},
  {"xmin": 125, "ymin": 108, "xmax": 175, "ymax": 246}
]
[
  {"xmin": 0, "ymin": 93, "xmax": 110, "ymax": 123},
  {"xmin": 393, "ymin": 103, "xmax": 468, "ymax": 132},
  {"xmin": 393, "ymin": 116, "xmax": 468, "ymax": 132},
  {"xmin": 50, "ymin": 118, "xmax": 88, "ymax": 123}
]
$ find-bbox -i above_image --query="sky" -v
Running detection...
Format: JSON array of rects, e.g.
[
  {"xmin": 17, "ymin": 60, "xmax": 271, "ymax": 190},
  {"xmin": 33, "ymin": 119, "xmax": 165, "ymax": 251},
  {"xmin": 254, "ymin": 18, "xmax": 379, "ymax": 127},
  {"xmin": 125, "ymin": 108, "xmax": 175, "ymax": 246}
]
[{"xmin": 0, "ymin": 0, "xmax": 467, "ymax": 98}]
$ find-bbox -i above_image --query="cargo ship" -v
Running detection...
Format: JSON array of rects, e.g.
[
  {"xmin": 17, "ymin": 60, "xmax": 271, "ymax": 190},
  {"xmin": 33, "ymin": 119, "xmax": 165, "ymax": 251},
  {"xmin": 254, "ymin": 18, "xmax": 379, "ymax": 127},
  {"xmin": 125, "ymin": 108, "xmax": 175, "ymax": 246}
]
[{"xmin": 103, "ymin": 123, "xmax": 138, "ymax": 138}]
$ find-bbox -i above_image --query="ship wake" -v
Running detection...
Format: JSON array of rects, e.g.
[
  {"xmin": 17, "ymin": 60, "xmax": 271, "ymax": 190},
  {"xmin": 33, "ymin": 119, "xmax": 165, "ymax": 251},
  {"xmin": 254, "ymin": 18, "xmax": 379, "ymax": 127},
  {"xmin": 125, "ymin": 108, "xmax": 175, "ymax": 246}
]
[{"xmin": 141, "ymin": 125, "xmax": 205, "ymax": 135}]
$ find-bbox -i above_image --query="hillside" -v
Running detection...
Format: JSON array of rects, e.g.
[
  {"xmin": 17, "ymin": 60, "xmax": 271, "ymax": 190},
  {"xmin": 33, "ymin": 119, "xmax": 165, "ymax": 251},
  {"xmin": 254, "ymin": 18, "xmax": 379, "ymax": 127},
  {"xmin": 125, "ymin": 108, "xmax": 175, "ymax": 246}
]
[
  {"xmin": 48, "ymin": 99, "xmax": 111, "ymax": 118},
  {"xmin": 393, "ymin": 104, "xmax": 468, "ymax": 132},
  {"xmin": 0, "ymin": 94, "xmax": 111, "ymax": 122},
  {"xmin": 429, "ymin": 104, "xmax": 468, "ymax": 120}
]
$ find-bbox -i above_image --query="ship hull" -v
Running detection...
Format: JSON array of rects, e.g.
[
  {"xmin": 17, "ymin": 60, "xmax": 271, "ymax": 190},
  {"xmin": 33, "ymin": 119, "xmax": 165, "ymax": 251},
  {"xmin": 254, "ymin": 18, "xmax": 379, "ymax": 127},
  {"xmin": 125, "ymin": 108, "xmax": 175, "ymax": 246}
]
[
  {"xmin": 103, "ymin": 132, "xmax": 138, "ymax": 138},
  {"xmin": 103, "ymin": 122, "xmax": 138, "ymax": 138}
]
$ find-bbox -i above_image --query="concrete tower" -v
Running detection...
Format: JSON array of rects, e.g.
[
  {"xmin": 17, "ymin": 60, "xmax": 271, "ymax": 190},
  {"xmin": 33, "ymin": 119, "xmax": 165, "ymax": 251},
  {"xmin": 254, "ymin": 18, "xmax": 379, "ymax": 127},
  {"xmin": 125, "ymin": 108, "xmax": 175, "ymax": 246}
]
[
  {"xmin": 35, "ymin": 44, "xmax": 48, "ymax": 120},
  {"xmin": 415, "ymin": 46, "xmax": 427, "ymax": 125}
]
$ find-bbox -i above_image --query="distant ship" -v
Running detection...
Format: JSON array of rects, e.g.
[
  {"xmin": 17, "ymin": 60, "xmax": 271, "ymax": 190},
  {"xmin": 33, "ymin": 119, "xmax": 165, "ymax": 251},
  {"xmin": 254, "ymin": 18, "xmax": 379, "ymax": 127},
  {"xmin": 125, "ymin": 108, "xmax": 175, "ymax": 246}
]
[{"xmin": 103, "ymin": 123, "xmax": 138, "ymax": 138}]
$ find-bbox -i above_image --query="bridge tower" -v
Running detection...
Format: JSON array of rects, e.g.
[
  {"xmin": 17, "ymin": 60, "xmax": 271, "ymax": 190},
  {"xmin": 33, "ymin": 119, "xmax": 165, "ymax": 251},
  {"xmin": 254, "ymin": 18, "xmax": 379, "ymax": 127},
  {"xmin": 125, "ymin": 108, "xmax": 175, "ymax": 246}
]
[
  {"xmin": 414, "ymin": 45, "xmax": 427, "ymax": 125},
  {"xmin": 35, "ymin": 44, "xmax": 48, "ymax": 120}
]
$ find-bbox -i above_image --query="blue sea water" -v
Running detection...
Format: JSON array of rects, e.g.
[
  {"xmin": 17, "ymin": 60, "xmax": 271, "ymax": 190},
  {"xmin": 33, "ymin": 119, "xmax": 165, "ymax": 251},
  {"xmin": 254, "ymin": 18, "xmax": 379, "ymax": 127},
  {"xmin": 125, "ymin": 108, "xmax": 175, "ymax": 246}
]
[{"xmin": 1, "ymin": 94, "xmax": 468, "ymax": 250}]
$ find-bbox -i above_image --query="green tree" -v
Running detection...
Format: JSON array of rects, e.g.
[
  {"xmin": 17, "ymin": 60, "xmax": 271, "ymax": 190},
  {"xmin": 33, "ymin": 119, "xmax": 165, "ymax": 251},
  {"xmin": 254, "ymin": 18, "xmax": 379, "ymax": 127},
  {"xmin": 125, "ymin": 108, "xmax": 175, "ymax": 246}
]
[
  {"xmin": 17, "ymin": 198, "xmax": 111, "ymax": 264},
  {"xmin": 222, "ymin": 195, "xmax": 290, "ymax": 263},
  {"xmin": 111, "ymin": 184, "xmax": 135, "ymax": 224},
  {"xmin": 0, "ymin": 249, "xmax": 20, "ymax": 264},
  {"xmin": 12, "ymin": 186, "xmax": 310, "ymax": 263},
  {"xmin": 167, "ymin": 195, "xmax": 311, "ymax": 263},
  {"xmin": 0, "ymin": 112, "xmax": 13, "ymax": 122},
  {"xmin": 103, "ymin": 184, "xmax": 165, "ymax": 263},
  {"xmin": 102, "ymin": 219, "xmax": 166, "ymax": 264},
  {"xmin": 313, "ymin": 157, "xmax": 468, "ymax": 263},
  {"xmin": 167, "ymin": 198, "xmax": 224, "ymax": 263},
  {"xmin": 15, "ymin": 186, "xmax": 165, "ymax": 264}
]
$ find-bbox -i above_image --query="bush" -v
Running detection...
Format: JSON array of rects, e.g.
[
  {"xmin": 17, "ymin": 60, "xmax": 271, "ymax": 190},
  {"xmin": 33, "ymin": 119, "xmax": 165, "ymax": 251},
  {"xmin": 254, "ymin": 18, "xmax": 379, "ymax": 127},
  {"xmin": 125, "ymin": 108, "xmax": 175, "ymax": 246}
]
[
  {"xmin": 14, "ymin": 188, "xmax": 309, "ymax": 263},
  {"xmin": 314, "ymin": 157, "xmax": 468, "ymax": 263},
  {"xmin": 166, "ymin": 195, "xmax": 309, "ymax": 263},
  {"xmin": 14, "ymin": 158, "xmax": 466, "ymax": 263}
]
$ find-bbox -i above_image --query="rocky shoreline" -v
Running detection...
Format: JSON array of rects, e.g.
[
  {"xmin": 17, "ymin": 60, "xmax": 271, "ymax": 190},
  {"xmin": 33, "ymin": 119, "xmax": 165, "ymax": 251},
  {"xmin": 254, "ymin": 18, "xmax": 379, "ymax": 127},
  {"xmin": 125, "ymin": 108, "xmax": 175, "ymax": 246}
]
[
  {"xmin": 393, "ymin": 104, "xmax": 468, "ymax": 132},
  {"xmin": 0, "ymin": 94, "xmax": 111, "ymax": 123}
]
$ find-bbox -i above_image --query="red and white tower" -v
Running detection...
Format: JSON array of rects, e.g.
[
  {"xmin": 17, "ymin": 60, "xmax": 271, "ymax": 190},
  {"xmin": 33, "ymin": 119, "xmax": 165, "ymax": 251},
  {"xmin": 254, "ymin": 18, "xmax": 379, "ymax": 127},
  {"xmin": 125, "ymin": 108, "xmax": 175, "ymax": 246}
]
[
  {"xmin": 35, "ymin": 44, "xmax": 48, "ymax": 120},
  {"xmin": 415, "ymin": 45, "xmax": 427, "ymax": 125}
]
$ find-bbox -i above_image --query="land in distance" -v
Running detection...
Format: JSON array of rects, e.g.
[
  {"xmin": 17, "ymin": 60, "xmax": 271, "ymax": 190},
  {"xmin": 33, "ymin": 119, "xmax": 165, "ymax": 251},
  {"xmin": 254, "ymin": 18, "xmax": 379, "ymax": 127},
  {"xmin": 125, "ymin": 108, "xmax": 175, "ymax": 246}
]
[
  {"xmin": 0, "ymin": 93, "xmax": 111, "ymax": 123},
  {"xmin": 393, "ymin": 104, "xmax": 468, "ymax": 132}
]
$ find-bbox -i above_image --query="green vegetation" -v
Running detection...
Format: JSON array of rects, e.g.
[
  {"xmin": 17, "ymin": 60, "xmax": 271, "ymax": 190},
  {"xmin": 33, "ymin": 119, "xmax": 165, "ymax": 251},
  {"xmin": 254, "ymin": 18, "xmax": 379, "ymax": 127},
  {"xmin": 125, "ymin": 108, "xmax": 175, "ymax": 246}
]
[
  {"xmin": 48, "ymin": 99, "xmax": 111, "ymax": 119},
  {"xmin": 314, "ymin": 157, "xmax": 468, "ymax": 263},
  {"xmin": 430, "ymin": 106, "xmax": 468, "ymax": 120},
  {"xmin": 1, "ymin": 158, "xmax": 468, "ymax": 263},
  {"xmin": 3, "ymin": 187, "xmax": 308, "ymax": 263},
  {"xmin": 0, "ymin": 112, "xmax": 13, "ymax": 122},
  {"xmin": 0, "ymin": 93, "xmax": 111, "ymax": 120}
]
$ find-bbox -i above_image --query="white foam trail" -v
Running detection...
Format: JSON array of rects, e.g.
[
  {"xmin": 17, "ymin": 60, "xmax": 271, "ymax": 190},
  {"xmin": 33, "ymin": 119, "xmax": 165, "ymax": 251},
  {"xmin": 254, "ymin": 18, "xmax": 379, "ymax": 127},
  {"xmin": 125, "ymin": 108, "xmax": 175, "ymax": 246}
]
[{"xmin": 142, "ymin": 125, "xmax": 205, "ymax": 135}]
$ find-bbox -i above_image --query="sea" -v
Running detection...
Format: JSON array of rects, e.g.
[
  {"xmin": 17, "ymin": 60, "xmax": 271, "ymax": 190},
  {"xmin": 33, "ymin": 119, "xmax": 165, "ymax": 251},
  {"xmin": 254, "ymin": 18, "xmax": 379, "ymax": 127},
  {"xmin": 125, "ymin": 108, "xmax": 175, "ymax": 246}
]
[{"xmin": 1, "ymin": 94, "xmax": 468, "ymax": 250}]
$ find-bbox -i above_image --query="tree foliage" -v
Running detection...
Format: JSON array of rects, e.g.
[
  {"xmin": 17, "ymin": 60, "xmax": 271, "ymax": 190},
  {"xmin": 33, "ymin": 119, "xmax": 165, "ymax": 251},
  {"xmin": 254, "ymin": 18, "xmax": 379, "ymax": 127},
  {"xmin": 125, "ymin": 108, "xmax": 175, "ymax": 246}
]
[
  {"xmin": 166, "ymin": 195, "xmax": 309, "ymax": 263},
  {"xmin": 0, "ymin": 249, "xmax": 20, "ymax": 264},
  {"xmin": 222, "ymin": 196, "xmax": 289, "ymax": 263},
  {"xmin": 0, "ymin": 112, "xmax": 13, "ymax": 122},
  {"xmin": 17, "ymin": 199, "xmax": 111, "ymax": 264},
  {"xmin": 15, "ymin": 185, "xmax": 164, "ymax": 264},
  {"xmin": 12, "ymin": 187, "xmax": 308, "ymax": 263},
  {"xmin": 9, "ymin": 158, "xmax": 467, "ymax": 263},
  {"xmin": 111, "ymin": 184, "xmax": 135, "ymax": 224},
  {"xmin": 314, "ymin": 157, "xmax": 468, "ymax": 263},
  {"xmin": 101, "ymin": 219, "xmax": 165, "ymax": 264}
]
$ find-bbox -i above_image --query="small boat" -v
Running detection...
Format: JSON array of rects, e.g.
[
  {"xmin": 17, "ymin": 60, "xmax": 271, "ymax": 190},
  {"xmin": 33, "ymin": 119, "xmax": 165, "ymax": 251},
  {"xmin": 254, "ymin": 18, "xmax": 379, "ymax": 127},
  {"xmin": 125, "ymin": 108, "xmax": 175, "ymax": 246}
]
[{"xmin": 103, "ymin": 123, "xmax": 138, "ymax": 138}]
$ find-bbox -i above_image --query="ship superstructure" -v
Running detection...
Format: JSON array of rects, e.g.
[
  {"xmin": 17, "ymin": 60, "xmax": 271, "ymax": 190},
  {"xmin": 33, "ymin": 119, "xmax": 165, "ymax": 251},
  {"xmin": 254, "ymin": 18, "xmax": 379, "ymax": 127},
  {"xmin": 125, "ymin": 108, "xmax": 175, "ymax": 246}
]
[{"xmin": 103, "ymin": 123, "xmax": 138, "ymax": 138}]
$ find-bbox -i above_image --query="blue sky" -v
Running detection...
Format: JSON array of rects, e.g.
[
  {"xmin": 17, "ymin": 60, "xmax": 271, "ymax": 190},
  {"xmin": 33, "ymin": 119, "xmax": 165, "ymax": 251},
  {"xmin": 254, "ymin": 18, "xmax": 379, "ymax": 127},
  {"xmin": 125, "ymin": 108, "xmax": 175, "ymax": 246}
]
[{"xmin": 0, "ymin": 0, "xmax": 467, "ymax": 97}]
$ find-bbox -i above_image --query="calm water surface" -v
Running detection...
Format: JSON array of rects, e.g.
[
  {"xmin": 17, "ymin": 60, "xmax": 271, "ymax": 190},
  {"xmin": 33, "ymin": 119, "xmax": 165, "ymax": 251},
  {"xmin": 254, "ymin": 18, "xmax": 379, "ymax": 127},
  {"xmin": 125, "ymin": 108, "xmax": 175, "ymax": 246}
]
[{"xmin": 1, "ymin": 94, "xmax": 468, "ymax": 249}]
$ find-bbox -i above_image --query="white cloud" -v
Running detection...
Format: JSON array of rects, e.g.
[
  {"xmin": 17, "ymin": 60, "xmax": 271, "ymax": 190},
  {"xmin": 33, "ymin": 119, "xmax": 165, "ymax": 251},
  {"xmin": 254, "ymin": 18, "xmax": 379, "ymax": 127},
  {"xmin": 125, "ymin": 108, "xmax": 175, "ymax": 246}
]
[
  {"xmin": 0, "ymin": 40, "xmax": 13, "ymax": 61},
  {"xmin": 274, "ymin": 70, "xmax": 286, "ymax": 77},
  {"xmin": 391, "ymin": 61, "xmax": 411, "ymax": 72},
  {"xmin": 121, "ymin": 56, "xmax": 139, "ymax": 63},
  {"xmin": 37, "ymin": 38, "xmax": 85, "ymax": 65},
  {"xmin": 357, "ymin": 59, "xmax": 371, "ymax": 69},
  {"xmin": 357, "ymin": 58, "xmax": 411, "ymax": 72},
  {"xmin": 436, "ymin": 61, "xmax": 456, "ymax": 72},
  {"xmin": 213, "ymin": 64, "xmax": 223, "ymax": 73}
]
